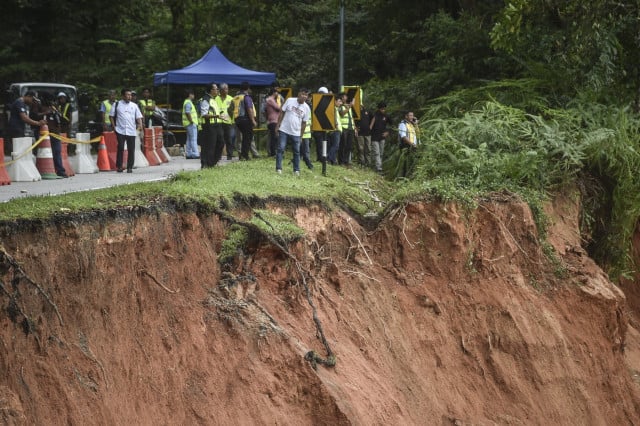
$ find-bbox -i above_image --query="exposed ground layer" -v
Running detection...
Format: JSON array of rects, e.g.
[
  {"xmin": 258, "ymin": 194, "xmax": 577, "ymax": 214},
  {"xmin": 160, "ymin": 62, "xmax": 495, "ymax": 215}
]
[{"xmin": 0, "ymin": 195, "xmax": 639, "ymax": 425}]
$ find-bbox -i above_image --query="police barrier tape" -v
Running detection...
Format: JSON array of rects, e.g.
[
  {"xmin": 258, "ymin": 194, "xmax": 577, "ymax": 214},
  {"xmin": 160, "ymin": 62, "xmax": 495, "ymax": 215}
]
[{"xmin": 0, "ymin": 132, "xmax": 102, "ymax": 167}]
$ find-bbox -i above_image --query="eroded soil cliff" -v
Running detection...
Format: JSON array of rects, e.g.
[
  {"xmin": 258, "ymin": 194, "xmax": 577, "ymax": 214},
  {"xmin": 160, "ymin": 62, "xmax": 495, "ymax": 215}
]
[{"xmin": 0, "ymin": 194, "xmax": 639, "ymax": 425}]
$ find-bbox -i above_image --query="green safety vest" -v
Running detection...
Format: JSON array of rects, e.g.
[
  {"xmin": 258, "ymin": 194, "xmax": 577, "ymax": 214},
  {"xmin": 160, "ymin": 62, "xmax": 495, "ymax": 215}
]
[
  {"xmin": 339, "ymin": 105, "xmax": 353, "ymax": 130},
  {"xmin": 182, "ymin": 98, "xmax": 198, "ymax": 127},
  {"xmin": 215, "ymin": 94, "xmax": 233, "ymax": 124},
  {"xmin": 102, "ymin": 100, "xmax": 113, "ymax": 122},
  {"xmin": 139, "ymin": 98, "xmax": 155, "ymax": 117},
  {"xmin": 200, "ymin": 97, "xmax": 221, "ymax": 125},
  {"xmin": 302, "ymin": 117, "xmax": 311, "ymax": 139}
]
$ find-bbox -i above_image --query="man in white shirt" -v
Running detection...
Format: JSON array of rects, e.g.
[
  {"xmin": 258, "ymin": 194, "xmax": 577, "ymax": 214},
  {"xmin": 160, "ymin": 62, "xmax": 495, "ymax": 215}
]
[
  {"xmin": 275, "ymin": 88, "xmax": 311, "ymax": 176},
  {"xmin": 110, "ymin": 88, "xmax": 143, "ymax": 173}
]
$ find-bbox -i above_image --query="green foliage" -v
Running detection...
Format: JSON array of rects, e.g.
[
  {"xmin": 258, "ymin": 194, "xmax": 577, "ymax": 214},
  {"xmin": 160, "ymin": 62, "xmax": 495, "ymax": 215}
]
[
  {"xmin": 218, "ymin": 224, "xmax": 249, "ymax": 265},
  {"xmin": 251, "ymin": 210, "xmax": 305, "ymax": 243},
  {"xmin": 385, "ymin": 79, "xmax": 640, "ymax": 280}
]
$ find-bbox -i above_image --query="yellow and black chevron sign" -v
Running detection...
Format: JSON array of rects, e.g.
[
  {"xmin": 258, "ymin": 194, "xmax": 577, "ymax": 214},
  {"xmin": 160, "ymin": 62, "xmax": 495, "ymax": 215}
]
[{"xmin": 311, "ymin": 94, "xmax": 336, "ymax": 131}]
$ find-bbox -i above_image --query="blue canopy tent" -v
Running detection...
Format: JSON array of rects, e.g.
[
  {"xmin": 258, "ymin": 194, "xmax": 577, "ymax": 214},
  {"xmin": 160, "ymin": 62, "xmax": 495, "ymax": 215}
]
[{"xmin": 153, "ymin": 45, "xmax": 276, "ymax": 86}]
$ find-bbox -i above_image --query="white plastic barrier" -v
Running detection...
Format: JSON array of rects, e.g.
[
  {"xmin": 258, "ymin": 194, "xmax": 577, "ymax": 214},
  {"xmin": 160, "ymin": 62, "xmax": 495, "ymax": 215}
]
[
  {"xmin": 7, "ymin": 137, "xmax": 41, "ymax": 182},
  {"xmin": 134, "ymin": 131, "xmax": 149, "ymax": 168},
  {"xmin": 71, "ymin": 133, "xmax": 99, "ymax": 173}
]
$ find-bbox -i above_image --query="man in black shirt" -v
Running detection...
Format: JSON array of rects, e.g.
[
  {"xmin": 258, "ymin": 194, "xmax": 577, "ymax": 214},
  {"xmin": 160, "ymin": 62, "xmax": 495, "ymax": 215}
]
[
  {"xmin": 370, "ymin": 102, "xmax": 392, "ymax": 173},
  {"xmin": 5, "ymin": 91, "xmax": 45, "ymax": 154},
  {"xmin": 356, "ymin": 104, "xmax": 372, "ymax": 167}
]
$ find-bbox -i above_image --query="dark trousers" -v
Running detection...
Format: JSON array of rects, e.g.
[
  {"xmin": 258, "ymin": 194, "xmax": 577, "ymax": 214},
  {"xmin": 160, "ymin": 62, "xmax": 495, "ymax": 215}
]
[
  {"xmin": 267, "ymin": 122, "xmax": 278, "ymax": 156},
  {"xmin": 116, "ymin": 132, "xmax": 135, "ymax": 170},
  {"xmin": 221, "ymin": 123, "xmax": 233, "ymax": 159},
  {"xmin": 236, "ymin": 118, "xmax": 254, "ymax": 160},
  {"xmin": 202, "ymin": 123, "xmax": 223, "ymax": 168},
  {"xmin": 50, "ymin": 135, "xmax": 65, "ymax": 175},
  {"xmin": 340, "ymin": 129, "xmax": 355, "ymax": 165},
  {"xmin": 313, "ymin": 131, "xmax": 327, "ymax": 161}
]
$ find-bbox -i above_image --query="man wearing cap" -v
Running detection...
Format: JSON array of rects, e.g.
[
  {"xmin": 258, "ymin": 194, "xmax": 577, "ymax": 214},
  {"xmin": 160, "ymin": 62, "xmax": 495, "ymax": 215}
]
[
  {"xmin": 57, "ymin": 92, "xmax": 73, "ymax": 135},
  {"xmin": 370, "ymin": 101, "xmax": 392, "ymax": 173},
  {"xmin": 5, "ymin": 91, "xmax": 45, "ymax": 154},
  {"xmin": 313, "ymin": 86, "xmax": 330, "ymax": 161}
]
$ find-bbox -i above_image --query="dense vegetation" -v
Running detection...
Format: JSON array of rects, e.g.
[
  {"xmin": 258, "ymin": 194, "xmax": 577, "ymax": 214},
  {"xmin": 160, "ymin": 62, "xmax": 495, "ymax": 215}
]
[{"xmin": 3, "ymin": 0, "xmax": 640, "ymax": 279}]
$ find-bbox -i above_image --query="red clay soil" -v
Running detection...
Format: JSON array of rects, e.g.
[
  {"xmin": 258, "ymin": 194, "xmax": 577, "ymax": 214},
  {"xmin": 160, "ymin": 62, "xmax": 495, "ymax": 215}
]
[{"xmin": 0, "ymin": 193, "xmax": 639, "ymax": 425}]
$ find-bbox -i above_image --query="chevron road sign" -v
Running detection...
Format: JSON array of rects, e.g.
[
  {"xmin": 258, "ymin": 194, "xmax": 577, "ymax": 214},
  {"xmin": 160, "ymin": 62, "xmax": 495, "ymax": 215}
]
[{"xmin": 311, "ymin": 94, "xmax": 336, "ymax": 131}]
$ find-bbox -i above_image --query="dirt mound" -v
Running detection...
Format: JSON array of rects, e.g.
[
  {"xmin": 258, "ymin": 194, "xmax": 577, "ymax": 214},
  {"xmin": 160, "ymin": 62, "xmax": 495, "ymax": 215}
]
[{"xmin": 0, "ymin": 194, "xmax": 638, "ymax": 424}]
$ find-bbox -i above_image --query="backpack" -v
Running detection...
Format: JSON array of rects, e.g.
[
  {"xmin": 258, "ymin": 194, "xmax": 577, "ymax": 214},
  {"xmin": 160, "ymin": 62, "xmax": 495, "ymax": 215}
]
[{"xmin": 232, "ymin": 94, "xmax": 246, "ymax": 120}]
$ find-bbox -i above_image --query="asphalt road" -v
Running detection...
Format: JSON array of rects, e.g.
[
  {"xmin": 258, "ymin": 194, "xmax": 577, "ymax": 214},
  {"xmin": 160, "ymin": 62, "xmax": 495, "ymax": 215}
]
[{"xmin": 0, "ymin": 154, "xmax": 207, "ymax": 203}]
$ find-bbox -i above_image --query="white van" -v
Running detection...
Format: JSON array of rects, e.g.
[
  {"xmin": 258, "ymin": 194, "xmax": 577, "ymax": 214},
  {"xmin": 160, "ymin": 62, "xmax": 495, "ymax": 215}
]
[{"xmin": 4, "ymin": 82, "xmax": 79, "ymax": 137}]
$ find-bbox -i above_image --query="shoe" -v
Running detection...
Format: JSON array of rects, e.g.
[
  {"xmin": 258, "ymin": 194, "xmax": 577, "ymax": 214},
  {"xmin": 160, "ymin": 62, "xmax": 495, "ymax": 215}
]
[
  {"xmin": 127, "ymin": 168, "xmax": 133, "ymax": 173},
  {"xmin": 276, "ymin": 169, "xmax": 282, "ymax": 174},
  {"xmin": 57, "ymin": 172, "xmax": 68, "ymax": 178},
  {"xmin": 294, "ymin": 171, "xmax": 300, "ymax": 177},
  {"xmin": 117, "ymin": 168, "xmax": 123, "ymax": 173}
]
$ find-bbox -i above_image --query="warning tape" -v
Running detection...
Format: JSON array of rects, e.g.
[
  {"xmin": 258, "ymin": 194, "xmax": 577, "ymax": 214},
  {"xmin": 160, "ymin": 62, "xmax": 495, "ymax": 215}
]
[{"xmin": 0, "ymin": 131, "xmax": 102, "ymax": 167}]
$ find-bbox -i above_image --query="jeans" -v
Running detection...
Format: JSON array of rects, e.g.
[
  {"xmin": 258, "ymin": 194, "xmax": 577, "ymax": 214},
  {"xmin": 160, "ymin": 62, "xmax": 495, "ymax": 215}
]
[
  {"xmin": 327, "ymin": 130, "xmax": 341, "ymax": 164},
  {"xmin": 185, "ymin": 123, "xmax": 198, "ymax": 157},
  {"xmin": 301, "ymin": 138, "xmax": 314, "ymax": 169},
  {"xmin": 276, "ymin": 131, "xmax": 300, "ymax": 172},
  {"xmin": 50, "ymin": 135, "xmax": 65, "ymax": 175}
]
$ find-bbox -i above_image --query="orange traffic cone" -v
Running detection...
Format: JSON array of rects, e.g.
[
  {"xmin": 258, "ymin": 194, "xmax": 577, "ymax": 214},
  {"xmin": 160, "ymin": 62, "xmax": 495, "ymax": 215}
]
[
  {"xmin": 0, "ymin": 138, "xmax": 11, "ymax": 185},
  {"xmin": 97, "ymin": 135, "xmax": 111, "ymax": 171},
  {"xmin": 60, "ymin": 133, "xmax": 75, "ymax": 177},
  {"xmin": 35, "ymin": 124, "xmax": 59, "ymax": 179}
]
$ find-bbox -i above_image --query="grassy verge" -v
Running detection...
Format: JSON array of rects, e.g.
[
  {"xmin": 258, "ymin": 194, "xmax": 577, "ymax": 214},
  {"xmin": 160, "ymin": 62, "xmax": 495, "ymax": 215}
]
[{"xmin": 0, "ymin": 158, "xmax": 394, "ymax": 222}]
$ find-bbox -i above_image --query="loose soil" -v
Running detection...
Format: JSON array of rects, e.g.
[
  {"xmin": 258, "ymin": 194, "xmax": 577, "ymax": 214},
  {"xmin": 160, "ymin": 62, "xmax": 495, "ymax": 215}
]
[{"xmin": 0, "ymin": 192, "xmax": 639, "ymax": 425}]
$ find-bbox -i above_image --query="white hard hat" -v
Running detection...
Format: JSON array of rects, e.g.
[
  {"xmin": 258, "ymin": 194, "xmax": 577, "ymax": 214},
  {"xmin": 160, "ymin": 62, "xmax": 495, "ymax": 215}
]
[
  {"xmin": 57, "ymin": 92, "xmax": 67, "ymax": 98},
  {"xmin": 318, "ymin": 86, "xmax": 328, "ymax": 94}
]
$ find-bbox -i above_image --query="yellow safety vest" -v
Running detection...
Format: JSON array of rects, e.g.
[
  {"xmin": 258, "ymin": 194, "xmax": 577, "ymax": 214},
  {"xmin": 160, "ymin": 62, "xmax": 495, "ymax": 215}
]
[
  {"xmin": 215, "ymin": 94, "xmax": 233, "ymax": 125},
  {"xmin": 339, "ymin": 105, "xmax": 354, "ymax": 130},
  {"xmin": 200, "ymin": 97, "xmax": 221, "ymax": 125},
  {"xmin": 182, "ymin": 98, "xmax": 198, "ymax": 127},
  {"xmin": 302, "ymin": 118, "xmax": 311, "ymax": 139},
  {"xmin": 139, "ymin": 98, "xmax": 155, "ymax": 117},
  {"xmin": 102, "ymin": 100, "xmax": 113, "ymax": 122},
  {"xmin": 401, "ymin": 120, "xmax": 417, "ymax": 145}
]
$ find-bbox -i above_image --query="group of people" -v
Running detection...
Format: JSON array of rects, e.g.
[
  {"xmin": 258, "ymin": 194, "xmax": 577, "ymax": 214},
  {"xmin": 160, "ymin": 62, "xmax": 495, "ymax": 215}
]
[
  {"xmin": 182, "ymin": 81, "xmax": 259, "ymax": 169},
  {"xmin": 264, "ymin": 85, "xmax": 418, "ymax": 176},
  {"xmin": 97, "ymin": 81, "xmax": 419, "ymax": 176},
  {"xmin": 6, "ymin": 90, "xmax": 74, "ymax": 178}
]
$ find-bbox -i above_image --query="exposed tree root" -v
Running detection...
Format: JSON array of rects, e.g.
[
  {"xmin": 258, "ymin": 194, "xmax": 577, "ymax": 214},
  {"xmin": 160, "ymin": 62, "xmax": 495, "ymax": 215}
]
[
  {"xmin": 0, "ymin": 246, "xmax": 64, "ymax": 326},
  {"xmin": 140, "ymin": 269, "xmax": 179, "ymax": 294}
]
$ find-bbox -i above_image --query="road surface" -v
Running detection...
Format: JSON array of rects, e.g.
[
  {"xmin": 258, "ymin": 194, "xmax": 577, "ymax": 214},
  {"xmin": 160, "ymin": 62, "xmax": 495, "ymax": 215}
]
[{"xmin": 0, "ymin": 155, "xmax": 210, "ymax": 203}]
